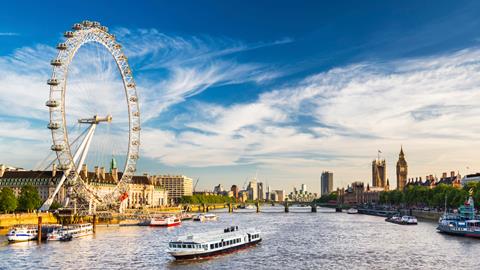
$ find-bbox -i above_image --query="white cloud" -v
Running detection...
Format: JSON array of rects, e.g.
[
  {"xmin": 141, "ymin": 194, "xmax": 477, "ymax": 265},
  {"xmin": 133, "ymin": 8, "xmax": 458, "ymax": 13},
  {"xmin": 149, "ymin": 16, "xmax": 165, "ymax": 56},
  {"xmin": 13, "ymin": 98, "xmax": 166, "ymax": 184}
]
[
  {"xmin": 142, "ymin": 47, "xmax": 480, "ymax": 190},
  {"xmin": 0, "ymin": 27, "xmax": 287, "ymax": 171}
]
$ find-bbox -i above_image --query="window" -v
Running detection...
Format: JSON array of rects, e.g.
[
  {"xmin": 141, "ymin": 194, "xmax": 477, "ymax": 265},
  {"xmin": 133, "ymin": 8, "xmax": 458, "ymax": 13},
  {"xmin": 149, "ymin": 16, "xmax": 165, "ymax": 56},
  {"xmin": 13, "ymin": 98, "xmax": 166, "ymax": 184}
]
[
  {"xmin": 210, "ymin": 244, "xmax": 214, "ymax": 249},
  {"xmin": 187, "ymin": 244, "xmax": 192, "ymax": 248},
  {"xmin": 215, "ymin": 243, "xmax": 219, "ymax": 248},
  {"xmin": 182, "ymin": 244, "xmax": 186, "ymax": 248}
]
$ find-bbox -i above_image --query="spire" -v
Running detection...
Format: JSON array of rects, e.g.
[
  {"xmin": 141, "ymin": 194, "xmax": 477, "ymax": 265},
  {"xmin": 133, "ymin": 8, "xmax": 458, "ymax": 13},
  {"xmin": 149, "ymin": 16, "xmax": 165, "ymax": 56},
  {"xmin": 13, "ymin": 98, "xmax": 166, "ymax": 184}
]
[
  {"xmin": 399, "ymin": 145, "xmax": 404, "ymax": 157},
  {"xmin": 110, "ymin": 156, "xmax": 117, "ymax": 173}
]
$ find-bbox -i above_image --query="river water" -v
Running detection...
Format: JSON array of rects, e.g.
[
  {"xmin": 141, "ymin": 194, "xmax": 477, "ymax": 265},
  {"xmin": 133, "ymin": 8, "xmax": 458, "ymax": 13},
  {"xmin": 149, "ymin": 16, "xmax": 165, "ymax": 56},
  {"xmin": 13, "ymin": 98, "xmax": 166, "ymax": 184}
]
[{"xmin": 0, "ymin": 206, "xmax": 479, "ymax": 270}]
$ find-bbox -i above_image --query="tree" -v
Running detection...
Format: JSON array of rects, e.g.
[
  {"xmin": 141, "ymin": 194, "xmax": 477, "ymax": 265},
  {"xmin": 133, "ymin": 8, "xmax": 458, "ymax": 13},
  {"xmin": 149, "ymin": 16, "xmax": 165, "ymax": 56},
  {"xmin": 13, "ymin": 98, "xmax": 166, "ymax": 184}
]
[
  {"xmin": 17, "ymin": 185, "xmax": 42, "ymax": 212},
  {"xmin": 49, "ymin": 201, "xmax": 62, "ymax": 210},
  {"xmin": 0, "ymin": 187, "xmax": 17, "ymax": 213}
]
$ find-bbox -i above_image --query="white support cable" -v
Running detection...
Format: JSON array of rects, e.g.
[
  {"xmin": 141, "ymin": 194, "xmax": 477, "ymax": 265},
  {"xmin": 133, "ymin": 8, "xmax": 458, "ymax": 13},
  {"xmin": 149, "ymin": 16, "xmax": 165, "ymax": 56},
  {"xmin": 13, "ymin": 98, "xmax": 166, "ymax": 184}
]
[{"xmin": 40, "ymin": 124, "xmax": 96, "ymax": 211}]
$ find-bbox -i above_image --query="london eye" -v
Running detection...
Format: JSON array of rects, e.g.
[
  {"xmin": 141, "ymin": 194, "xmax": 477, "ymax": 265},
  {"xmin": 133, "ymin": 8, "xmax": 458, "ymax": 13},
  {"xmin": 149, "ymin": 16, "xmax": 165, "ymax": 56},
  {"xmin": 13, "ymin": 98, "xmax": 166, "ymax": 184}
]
[{"xmin": 40, "ymin": 21, "xmax": 140, "ymax": 213}]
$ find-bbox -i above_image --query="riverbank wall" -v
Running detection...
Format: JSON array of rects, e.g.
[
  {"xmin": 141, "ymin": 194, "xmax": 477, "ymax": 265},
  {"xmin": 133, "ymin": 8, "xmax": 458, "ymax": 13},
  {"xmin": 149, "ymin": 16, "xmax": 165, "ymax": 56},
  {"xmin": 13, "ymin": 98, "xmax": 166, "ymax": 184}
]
[
  {"xmin": 0, "ymin": 213, "xmax": 58, "ymax": 233},
  {"xmin": 399, "ymin": 209, "xmax": 442, "ymax": 221}
]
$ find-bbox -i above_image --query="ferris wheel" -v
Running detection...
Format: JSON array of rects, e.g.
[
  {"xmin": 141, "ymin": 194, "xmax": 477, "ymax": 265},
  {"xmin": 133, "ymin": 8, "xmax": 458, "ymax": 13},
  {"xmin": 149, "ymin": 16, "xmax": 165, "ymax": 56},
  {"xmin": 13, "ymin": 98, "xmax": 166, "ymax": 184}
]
[{"xmin": 40, "ymin": 20, "xmax": 140, "ymax": 213}]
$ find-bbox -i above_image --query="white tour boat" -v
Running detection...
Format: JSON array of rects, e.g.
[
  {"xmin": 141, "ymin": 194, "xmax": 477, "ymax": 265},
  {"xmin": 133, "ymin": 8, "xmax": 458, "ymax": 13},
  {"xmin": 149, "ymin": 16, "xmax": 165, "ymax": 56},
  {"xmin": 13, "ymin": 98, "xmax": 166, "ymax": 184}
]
[
  {"xmin": 6, "ymin": 225, "xmax": 38, "ymax": 242},
  {"xmin": 47, "ymin": 223, "xmax": 94, "ymax": 241},
  {"xmin": 347, "ymin": 208, "xmax": 358, "ymax": 214},
  {"xmin": 150, "ymin": 215, "xmax": 181, "ymax": 227},
  {"xmin": 168, "ymin": 226, "xmax": 261, "ymax": 260},
  {"xmin": 385, "ymin": 215, "xmax": 418, "ymax": 225},
  {"xmin": 193, "ymin": 213, "xmax": 218, "ymax": 222}
]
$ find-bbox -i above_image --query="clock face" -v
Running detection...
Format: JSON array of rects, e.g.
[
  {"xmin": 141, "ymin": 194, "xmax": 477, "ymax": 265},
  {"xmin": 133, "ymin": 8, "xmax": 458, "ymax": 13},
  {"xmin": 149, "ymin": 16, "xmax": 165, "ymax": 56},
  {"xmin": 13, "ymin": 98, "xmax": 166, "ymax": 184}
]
[{"xmin": 400, "ymin": 167, "xmax": 405, "ymax": 173}]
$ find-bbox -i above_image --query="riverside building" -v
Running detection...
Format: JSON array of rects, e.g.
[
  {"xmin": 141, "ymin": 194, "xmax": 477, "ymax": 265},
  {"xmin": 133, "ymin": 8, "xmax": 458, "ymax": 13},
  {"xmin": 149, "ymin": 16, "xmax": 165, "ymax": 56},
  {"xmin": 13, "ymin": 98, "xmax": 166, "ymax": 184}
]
[
  {"xmin": 372, "ymin": 158, "xmax": 387, "ymax": 188},
  {"xmin": 396, "ymin": 147, "xmax": 408, "ymax": 191},
  {"xmin": 247, "ymin": 180, "xmax": 257, "ymax": 201},
  {"xmin": 155, "ymin": 175, "xmax": 193, "ymax": 202},
  {"xmin": 321, "ymin": 171, "xmax": 333, "ymax": 196},
  {"xmin": 0, "ymin": 163, "xmax": 169, "ymax": 209}
]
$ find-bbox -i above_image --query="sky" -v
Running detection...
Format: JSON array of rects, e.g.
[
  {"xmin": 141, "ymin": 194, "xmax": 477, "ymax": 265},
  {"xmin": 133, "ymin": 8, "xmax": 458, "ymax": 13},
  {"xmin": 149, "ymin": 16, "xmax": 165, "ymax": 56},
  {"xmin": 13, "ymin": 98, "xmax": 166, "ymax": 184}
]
[{"xmin": 2, "ymin": 1, "xmax": 480, "ymax": 193}]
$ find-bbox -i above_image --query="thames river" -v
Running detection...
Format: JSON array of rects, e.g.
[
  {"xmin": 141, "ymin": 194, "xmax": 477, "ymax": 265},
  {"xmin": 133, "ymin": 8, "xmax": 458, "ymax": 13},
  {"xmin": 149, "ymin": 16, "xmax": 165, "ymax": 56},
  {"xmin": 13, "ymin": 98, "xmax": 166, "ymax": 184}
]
[{"xmin": 1, "ymin": 207, "xmax": 479, "ymax": 269}]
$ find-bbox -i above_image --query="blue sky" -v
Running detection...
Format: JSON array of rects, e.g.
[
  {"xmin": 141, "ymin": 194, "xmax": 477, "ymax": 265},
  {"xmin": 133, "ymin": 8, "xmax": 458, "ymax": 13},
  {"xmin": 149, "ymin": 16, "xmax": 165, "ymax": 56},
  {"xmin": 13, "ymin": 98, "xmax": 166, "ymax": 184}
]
[{"xmin": 2, "ymin": 1, "xmax": 480, "ymax": 193}]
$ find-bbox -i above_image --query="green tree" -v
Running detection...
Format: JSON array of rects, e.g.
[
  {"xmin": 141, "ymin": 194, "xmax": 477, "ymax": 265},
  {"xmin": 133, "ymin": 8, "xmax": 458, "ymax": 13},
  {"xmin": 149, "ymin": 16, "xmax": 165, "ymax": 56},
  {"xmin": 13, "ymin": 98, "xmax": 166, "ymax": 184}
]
[
  {"xmin": 0, "ymin": 187, "xmax": 17, "ymax": 213},
  {"xmin": 49, "ymin": 201, "xmax": 62, "ymax": 210},
  {"xmin": 17, "ymin": 185, "xmax": 42, "ymax": 212}
]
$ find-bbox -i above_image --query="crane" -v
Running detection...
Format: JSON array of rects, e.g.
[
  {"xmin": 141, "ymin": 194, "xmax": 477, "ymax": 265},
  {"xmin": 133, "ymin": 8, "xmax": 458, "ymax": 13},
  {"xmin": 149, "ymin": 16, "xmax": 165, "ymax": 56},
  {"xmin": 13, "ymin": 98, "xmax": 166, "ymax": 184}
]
[{"xmin": 193, "ymin": 177, "xmax": 200, "ymax": 192}]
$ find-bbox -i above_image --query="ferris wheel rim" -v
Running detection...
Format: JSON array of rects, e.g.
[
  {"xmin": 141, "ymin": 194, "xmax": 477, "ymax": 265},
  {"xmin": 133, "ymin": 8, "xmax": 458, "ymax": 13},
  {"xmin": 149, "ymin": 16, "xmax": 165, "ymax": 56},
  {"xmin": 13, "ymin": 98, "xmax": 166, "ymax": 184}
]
[{"xmin": 46, "ymin": 20, "xmax": 140, "ymax": 205}]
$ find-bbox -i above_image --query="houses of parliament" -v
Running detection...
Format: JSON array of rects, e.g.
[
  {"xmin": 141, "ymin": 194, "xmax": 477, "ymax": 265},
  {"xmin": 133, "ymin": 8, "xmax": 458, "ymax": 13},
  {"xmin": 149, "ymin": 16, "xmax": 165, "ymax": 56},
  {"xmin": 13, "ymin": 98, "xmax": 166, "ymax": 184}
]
[{"xmin": 372, "ymin": 146, "xmax": 408, "ymax": 191}]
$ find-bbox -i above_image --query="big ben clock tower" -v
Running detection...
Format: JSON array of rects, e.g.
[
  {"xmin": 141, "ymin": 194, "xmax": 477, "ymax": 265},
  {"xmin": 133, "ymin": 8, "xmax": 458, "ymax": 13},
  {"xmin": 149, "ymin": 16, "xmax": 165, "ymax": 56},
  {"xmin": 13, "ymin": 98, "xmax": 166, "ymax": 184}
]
[{"xmin": 396, "ymin": 146, "xmax": 408, "ymax": 191}]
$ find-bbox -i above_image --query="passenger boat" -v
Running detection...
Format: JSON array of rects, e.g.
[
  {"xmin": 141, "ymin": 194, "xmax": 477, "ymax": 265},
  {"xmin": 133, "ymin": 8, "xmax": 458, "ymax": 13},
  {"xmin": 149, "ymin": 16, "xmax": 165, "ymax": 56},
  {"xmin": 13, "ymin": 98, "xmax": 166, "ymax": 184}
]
[
  {"xmin": 150, "ymin": 215, "xmax": 181, "ymax": 227},
  {"xmin": 347, "ymin": 208, "xmax": 358, "ymax": 214},
  {"xmin": 437, "ymin": 190, "xmax": 480, "ymax": 238},
  {"xmin": 179, "ymin": 211, "xmax": 193, "ymax": 221},
  {"xmin": 167, "ymin": 226, "xmax": 261, "ymax": 260},
  {"xmin": 385, "ymin": 215, "xmax": 418, "ymax": 225},
  {"xmin": 6, "ymin": 224, "xmax": 61, "ymax": 242},
  {"xmin": 193, "ymin": 213, "xmax": 218, "ymax": 222},
  {"xmin": 6, "ymin": 225, "xmax": 38, "ymax": 242},
  {"xmin": 59, "ymin": 233, "xmax": 73, "ymax": 242},
  {"xmin": 47, "ymin": 223, "xmax": 94, "ymax": 241}
]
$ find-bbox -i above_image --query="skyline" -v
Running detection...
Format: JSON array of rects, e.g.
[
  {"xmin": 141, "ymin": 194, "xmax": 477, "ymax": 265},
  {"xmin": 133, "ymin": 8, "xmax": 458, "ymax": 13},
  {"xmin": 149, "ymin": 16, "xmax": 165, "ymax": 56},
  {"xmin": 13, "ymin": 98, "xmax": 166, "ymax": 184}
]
[{"xmin": 2, "ymin": 1, "xmax": 480, "ymax": 192}]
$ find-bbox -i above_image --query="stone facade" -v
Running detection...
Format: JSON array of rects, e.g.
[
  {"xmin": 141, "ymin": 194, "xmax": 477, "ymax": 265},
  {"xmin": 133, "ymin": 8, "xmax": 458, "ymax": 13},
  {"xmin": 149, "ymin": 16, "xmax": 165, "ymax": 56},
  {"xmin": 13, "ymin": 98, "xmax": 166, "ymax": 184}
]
[
  {"xmin": 372, "ymin": 158, "xmax": 387, "ymax": 188},
  {"xmin": 336, "ymin": 181, "xmax": 382, "ymax": 206},
  {"xmin": 0, "ymin": 164, "xmax": 168, "ymax": 209},
  {"xmin": 396, "ymin": 147, "xmax": 408, "ymax": 191}
]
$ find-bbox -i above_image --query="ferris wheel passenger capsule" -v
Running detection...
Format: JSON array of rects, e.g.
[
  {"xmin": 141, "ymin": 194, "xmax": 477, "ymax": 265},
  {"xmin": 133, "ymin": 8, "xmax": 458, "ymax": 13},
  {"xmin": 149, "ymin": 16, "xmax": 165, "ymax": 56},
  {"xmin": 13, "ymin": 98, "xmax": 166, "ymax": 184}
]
[
  {"xmin": 51, "ymin": 144, "xmax": 65, "ymax": 151},
  {"xmin": 56, "ymin": 43, "xmax": 67, "ymax": 50},
  {"xmin": 132, "ymin": 111, "xmax": 140, "ymax": 117},
  {"xmin": 92, "ymin": 21, "xmax": 100, "ymax": 27},
  {"xmin": 47, "ymin": 122, "xmax": 60, "ymax": 129},
  {"xmin": 99, "ymin": 26, "xmax": 109, "ymax": 32},
  {"xmin": 72, "ymin": 23, "xmax": 82, "ymax": 30},
  {"xmin": 64, "ymin": 31, "xmax": 74, "ymax": 38},
  {"xmin": 127, "ymin": 82, "xmax": 135, "ymax": 88},
  {"xmin": 47, "ymin": 79, "xmax": 60, "ymax": 86},
  {"xmin": 129, "ymin": 96, "xmax": 138, "ymax": 102},
  {"xmin": 82, "ymin": 20, "xmax": 92, "ymax": 27},
  {"xmin": 50, "ymin": 59, "xmax": 62, "ymax": 66},
  {"xmin": 114, "ymin": 44, "xmax": 122, "ymax": 49},
  {"xmin": 45, "ymin": 99, "xmax": 60, "ymax": 107},
  {"xmin": 132, "ymin": 126, "xmax": 141, "ymax": 132}
]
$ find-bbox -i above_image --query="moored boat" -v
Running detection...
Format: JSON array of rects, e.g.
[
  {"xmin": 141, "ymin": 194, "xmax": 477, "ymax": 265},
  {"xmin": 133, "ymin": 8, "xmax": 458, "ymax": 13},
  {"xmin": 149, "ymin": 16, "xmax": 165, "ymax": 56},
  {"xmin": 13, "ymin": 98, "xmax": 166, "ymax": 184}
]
[
  {"xmin": 150, "ymin": 215, "xmax": 181, "ymax": 227},
  {"xmin": 193, "ymin": 213, "xmax": 218, "ymax": 222},
  {"xmin": 47, "ymin": 223, "xmax": 94, "ymax": 241},
  {"xmin": 179, "ymin": 211, "xmax": 193, "ymax": 221},
  {"xmin": 385, "ymin": 215, "xmax": 417, "ymax": 225},
  {"xmin": 437, "ymin": 190, "xmax": 480, "ymax": 238},
  {"xmin": 6, "ymin": 225, "xmax": 38, "ymax": 242},
  {"xmin": 347, "ymin": 208, "xmax": 358, "ymax": 214},
  {"xmin": 167, "ymin": 226, "xmax": 261, "ymax": 260}
]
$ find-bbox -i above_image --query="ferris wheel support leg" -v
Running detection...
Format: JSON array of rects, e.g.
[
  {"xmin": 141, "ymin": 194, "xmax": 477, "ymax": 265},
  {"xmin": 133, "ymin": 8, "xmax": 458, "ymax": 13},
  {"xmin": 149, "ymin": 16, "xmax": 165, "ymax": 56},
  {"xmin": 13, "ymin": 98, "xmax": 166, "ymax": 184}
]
[{"xmin": 39, "ymin": 124, "xmax": 97, "ymax": 211}]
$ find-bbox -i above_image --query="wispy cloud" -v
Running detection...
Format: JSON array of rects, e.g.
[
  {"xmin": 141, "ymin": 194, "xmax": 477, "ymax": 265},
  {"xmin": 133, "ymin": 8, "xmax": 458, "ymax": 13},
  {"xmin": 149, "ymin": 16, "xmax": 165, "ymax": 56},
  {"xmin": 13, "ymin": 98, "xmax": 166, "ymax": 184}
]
[
  {"xmin": 142, "ymin": 47, "xmax": 480, "ymax": 188},
  {"xmin": 0, "ymin": 32, "xmax": 19, "ymax": 36},
  {"xmin": 0, "ymin": 27, "xmax": 289, "ymax": 170}
]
